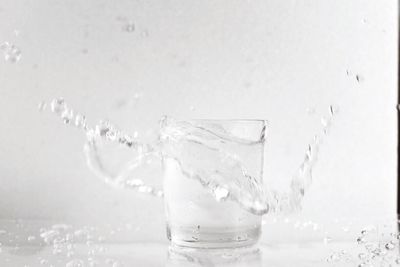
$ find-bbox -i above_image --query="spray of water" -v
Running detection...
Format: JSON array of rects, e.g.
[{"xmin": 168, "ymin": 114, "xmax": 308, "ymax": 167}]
[{"xmin": 43, "ymin": 97, "xmax": 337, "ymax": 216}]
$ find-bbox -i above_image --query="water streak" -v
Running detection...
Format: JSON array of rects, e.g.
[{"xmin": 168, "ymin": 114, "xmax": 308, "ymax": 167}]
[{"xmin": 43, "ymin": 98, "xmax": 337, "ymax": 216}]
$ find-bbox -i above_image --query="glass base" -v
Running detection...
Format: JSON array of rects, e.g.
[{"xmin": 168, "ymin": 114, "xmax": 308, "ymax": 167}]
[{"xmin": 166, "ymin": 224, "xmax": 261, "ymax": 249}]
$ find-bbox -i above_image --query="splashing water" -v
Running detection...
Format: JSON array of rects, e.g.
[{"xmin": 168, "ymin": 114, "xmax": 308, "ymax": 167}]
[{"xmin": 43, "ymin": 98, "xmax": 337, "ymax": 216}]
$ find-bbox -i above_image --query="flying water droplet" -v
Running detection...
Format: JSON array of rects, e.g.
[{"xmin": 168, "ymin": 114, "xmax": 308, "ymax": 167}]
[
  {"xmin": 214, "ymin": 186, "xmax": 229, "ymax": 202},
  {"xmin": 141, "ymin": 30, "xmax": 149, "ymax": 37},
  {"xmin": 66, "ymin": 259, "xmax": 84, "ymax": 267},
  {"xmin": 50, "ymin": 98, "xmax": 66, "ymax": 115},
  {"xmin": 61, "ymin": 109, "xmax": 74, "ymax": 124},
  {"xmin": 357, "ymin": 236, "xmax": 365, "ymax": 244},
  {"xmin": 74, "ymin": 114, "xmax": 86, "ymax": 129},
  {"xmin": 1, "ymin": 42, "xmax": 22, "ymax": 63},
  {"xmin": 38, "ymin": 101, "xmax": 47, "ymax": 112},
  {"xmin": 355, "ymin": 74, "xmax": 364, "ymax": 83},
  {"xmin": 123, "ymin": 22, "xmax": 135, "ymax": 32},
  {"xmin": 385, "ymin": 242, "xmax": 395, "ymax": 250}
]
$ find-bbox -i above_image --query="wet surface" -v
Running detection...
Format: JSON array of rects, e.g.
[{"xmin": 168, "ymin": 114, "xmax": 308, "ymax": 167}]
[
  {"xmin": 0, "ymin": 219, "xmax": 399, "ymax": 266},
  {"xmin": 2, "ymin": 241, "xmax": 399, "ymax": 266}
]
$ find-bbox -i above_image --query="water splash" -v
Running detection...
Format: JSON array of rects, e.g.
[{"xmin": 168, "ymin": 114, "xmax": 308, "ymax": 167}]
[
  {"xmin": 266, "ymin": 105, "xmax": 337, "ymax": 213},
  {"xmin": 43, "ymin": 98, "xmax": 337, "ymax": 216},
  {"xmin": 327, "ymin": 224, "xmax": 400, "ymax": 266},
  {"xmin": 45, "ymin": 98, "xmax": 163, "ymax": 198}
]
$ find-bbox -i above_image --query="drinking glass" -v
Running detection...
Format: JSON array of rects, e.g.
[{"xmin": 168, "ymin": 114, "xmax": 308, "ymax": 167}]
[{"xmin": 160, "ymin": 119, "xmax": 266, "ymax": 248}]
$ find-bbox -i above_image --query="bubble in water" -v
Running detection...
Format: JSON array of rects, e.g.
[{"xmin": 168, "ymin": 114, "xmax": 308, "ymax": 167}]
[{"xmin": 1, "ymin": 42, "xmax": 22, "ymax": 63}]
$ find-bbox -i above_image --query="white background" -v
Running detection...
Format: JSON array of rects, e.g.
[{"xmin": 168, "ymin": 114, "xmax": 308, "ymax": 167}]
[{"xmin": 0, "ymin": 0, "xmax": 397, "ymax": 243}]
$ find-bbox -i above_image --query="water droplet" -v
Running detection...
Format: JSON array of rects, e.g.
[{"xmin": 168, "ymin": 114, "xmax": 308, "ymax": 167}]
[
  {"xmin": 385, "ymin": 242, "xmax": 395, "ymax": 250},
  {"xmin": 361, "ymin": 230, "xmax": 368, "ymax": 235},
  {"xmin": 123, "ymin": 22, "xmax": 135, "ymax": 32},
  {"xmin": 66, "ymin": 259, "xmax": 84, "ymax": 267},
  {"xmin": 321, "ymin": 117, "xmax": 328, "ymax": 127},
  {"xmin": 214, "ymin": 186, "xmax": 229, "ymax": 201},
  {"xmin": 326, "ymin": 252, "xmax": 340, "ymax": 262},
  {"xmin": 329, "ymin": 105, "xmax": 339, "ymax": 116},
  {"xmin": 1, "ymin": 42, "xmax": 22, "ymax": 63},
  {"xmin": 40, "ymin": 229, "xmax": 59, "ymax": 244},
  {"xmin": 39, "ymin": 259, "xmax": 48, "ymax": 265},
  {"xmin": 112, "ymin": 261, "xmax": 123, "ymax": 267},
  {"xmin": 38, "ymin": 101, "xmax": 47, "ymax": 111},
  {"xmin": 372, "ymin": 247, "xmax": 384, "ymax": 256},
  {"xmin": 141, "ymin": 30, "xmax": 149, "ymax": 37},
  {"xmin": 50, "ymin": 98, "xmax": 66, "ymax": 115},
  {"xmin": 61, "ymin": 109, "xmax": 74, "ymax": 124},
  {"xmin": 74, "ymin": 114, "xmax": 86, "ymax": 128},
  {"xmin": 355, "ymin": 74, "xmax": 364, "ymax": 83},
  {"xmin": 357, "ymin": 236, "xmax": 365, "ymax": 244},
  {"xmin": 358, "ymin": 253, "xmax": 367, "ymax": 259}
]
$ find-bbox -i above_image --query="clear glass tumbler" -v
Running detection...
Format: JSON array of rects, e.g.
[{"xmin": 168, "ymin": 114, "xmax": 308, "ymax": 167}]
[{"xmin": 160, "ymin": 118, "xmax": 266, "ymax": 248}]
